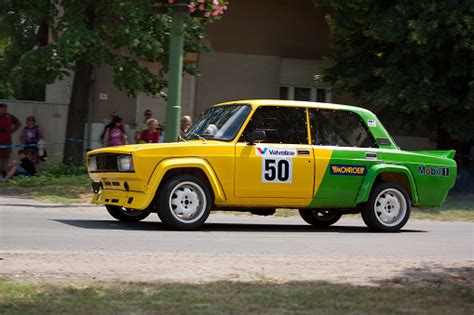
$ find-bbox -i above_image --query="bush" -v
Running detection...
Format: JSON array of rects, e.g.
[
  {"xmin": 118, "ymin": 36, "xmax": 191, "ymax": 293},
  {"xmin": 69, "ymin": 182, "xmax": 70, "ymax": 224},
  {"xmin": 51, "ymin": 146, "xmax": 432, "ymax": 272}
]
[
  {"xmin": 3, "ymin": 163, "xmax": 89, "ymax": 187},
  {"xmin": 41, "ymin": 163, "xmax": 87, "ymax": 177}
]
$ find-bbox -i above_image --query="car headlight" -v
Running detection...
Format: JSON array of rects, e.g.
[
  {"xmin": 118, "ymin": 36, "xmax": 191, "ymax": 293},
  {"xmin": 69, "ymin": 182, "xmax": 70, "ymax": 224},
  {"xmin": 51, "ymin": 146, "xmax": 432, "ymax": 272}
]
[
  {"xmin": 117, "ymin": 155, "xmax": 134, "ymax": 172},
  {"xmin": 88, "ymin": 156, "xmax": 97, "ymax": 172}
]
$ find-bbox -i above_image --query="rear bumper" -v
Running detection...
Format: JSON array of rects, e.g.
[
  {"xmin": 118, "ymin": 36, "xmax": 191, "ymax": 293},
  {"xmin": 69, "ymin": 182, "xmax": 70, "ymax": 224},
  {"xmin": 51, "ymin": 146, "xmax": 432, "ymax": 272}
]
[{"xmin": 92, "ymin": 189, "xmax": 152, "ymax": 210}]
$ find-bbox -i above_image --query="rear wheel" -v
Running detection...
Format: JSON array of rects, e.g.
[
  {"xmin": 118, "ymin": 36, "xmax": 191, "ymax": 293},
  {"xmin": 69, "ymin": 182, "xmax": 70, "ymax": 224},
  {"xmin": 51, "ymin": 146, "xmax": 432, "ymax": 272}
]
[
  {"xmin": 157, "ymin": 175, "xmax": 212, "ymax": 230},
  {"xmin": 361, "ymin": 182, "xmax": 411, "ymax": 232},
  {"xmin": 105, "ymin": 205, "xmax": 151, "ymax": 222},
  {"xmin": 299, "ymin": 209, "xmax": 342, "ymax": 227}
]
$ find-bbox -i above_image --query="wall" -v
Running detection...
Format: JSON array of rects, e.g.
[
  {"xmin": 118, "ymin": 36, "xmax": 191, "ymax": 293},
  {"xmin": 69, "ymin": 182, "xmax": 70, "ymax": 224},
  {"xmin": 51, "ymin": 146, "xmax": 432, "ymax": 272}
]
[
  {"xmin": 195, "ymin": 52, "xmax": 281, "ymax": 114},
  {"xmin": 205, "ymin": 0, "xmax": 330, "ymax": 59},
  {"xmin": 1, "ymin": 100, "xmax": 68, "ymax": 159}
]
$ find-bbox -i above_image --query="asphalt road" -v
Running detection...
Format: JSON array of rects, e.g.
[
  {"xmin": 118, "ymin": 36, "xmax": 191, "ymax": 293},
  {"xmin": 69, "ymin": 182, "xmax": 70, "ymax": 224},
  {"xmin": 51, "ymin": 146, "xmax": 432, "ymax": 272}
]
[{"xmin": 1, "ymin": 195, "xmax": 473, "ymax": 284}]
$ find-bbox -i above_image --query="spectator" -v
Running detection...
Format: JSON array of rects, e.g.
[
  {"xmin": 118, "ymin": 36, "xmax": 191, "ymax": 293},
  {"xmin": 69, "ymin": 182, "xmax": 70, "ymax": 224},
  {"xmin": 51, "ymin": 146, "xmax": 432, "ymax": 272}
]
[
  {"xmin": 180, "ymin": 115, "xmax": 193, "ymax": 135},
  {"xmin": 0, "ymin": 103, "xmax": 21, "ymax": 178},
  {"xmin": 19, "ymin": 116, "xmax": 44, "ymax": 163},
  {"xmin": 2, "ymin": 149, "xmax": 36, "ymax": 182},
  {"xmin": 104, "ymin": 116, "xmax": 128, "ymax": 147},
  {"xmin": 139, "ymin": 118, "xmax": 163, "ymax": 143},
  {"xmin": 100, "ymin": 112, "xmax": 125, "ymax": 143},
  {"xmin": 135, "ymin": 109, "xmax": 153, "ymax": 143}
]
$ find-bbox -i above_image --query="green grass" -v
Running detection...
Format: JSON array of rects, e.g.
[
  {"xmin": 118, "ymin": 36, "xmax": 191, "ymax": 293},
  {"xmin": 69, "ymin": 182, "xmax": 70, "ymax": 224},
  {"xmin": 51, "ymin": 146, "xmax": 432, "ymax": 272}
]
[
  {"xmin": 0, "ymin": 163, "xmax": 92, "ymax": 203},
  {"xmin": 0, "ymin": 278, "xmax": 472, "ymax": 314},
  {"xmin": 1, "ymin": 174, "xmax": 91, "ymax": 204}
]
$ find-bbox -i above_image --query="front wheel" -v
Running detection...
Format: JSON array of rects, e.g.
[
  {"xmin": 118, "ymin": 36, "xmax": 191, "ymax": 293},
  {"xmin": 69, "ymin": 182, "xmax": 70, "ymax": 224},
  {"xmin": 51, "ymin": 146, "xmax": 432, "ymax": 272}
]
[
  {"xmin": 157, "ymin": 175, "xmax": 212, "ymax": 230},
  {"xmin": 299, "ymin": 209, "xmax": 342, "ymax": 227},
  {"xmin": 361, "ymin": 182, "xmax": 411, "ymax": 232},
  {"xmin": 105, "ymin": 205, "xmax": 151, "ymax": 222}
]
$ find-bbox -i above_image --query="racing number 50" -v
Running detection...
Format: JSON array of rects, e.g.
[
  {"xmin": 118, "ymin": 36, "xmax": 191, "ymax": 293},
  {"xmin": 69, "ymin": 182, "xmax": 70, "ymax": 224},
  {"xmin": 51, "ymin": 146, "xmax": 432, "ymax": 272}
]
[{"xmin": 263, "ymin": 158, "xmax": 292, "ymax": 183}]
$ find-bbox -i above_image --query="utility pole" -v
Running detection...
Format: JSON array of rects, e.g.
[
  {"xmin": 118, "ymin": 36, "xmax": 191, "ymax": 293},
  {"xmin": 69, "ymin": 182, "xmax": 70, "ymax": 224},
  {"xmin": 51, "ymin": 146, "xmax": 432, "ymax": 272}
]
[{"xmin": 164, "ymin": 10, "xmax": 185, "ymax": 142}]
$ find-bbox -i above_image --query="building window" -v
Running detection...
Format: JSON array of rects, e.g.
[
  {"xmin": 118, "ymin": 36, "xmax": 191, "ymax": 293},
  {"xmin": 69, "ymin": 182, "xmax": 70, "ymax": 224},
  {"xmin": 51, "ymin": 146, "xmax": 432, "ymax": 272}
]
[
  {"xmin": 294, "ymin": 87, "xmax": 311, "ymax": 101},
  {"xmin": 279, "ymin": 86, "xmax": 289, "ymax": 100},
  {"xmin": 279, "ymin": 86, "xmax": 331, "ymax": 103}
]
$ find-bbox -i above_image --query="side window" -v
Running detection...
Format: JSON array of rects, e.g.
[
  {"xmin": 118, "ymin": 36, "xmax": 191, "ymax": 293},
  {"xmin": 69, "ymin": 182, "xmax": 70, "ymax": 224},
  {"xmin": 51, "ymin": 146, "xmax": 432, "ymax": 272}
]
[
  {"xmin": 240, "ymin": 106, "xmax": 308, "ymax": 144},
  {"xmin": 309, "ymin": 108, "xmax": 377, "ymax": 148}
]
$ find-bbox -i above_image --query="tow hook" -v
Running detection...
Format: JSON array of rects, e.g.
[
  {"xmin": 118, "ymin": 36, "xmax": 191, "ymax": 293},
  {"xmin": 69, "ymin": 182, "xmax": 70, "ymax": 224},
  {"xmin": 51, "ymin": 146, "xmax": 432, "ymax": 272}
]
[{"xmin": 91, "ymin": 182, "xmax": 102, "ymax": 194}]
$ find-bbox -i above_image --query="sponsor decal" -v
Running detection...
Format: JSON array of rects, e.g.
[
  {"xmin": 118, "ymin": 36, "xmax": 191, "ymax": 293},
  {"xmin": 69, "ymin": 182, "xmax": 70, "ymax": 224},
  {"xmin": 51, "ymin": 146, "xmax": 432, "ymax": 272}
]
[
  {"xmin": 418, "ymin": 165, "xmax": 450, "ymax": 177},
  {"xmin": 330, "ymin": 164, "xmax": 367, "ymax": 176},
  {"xmin": 367, "ymin": 119, "xmax": 377, "ymax": 127},
  {"xmin": 255, "ymin": 146, "xmax": 296, "ymax": 157},
  {"xmin": 262, "ymin": 157, "xmax": 293, "ymax": 183}
]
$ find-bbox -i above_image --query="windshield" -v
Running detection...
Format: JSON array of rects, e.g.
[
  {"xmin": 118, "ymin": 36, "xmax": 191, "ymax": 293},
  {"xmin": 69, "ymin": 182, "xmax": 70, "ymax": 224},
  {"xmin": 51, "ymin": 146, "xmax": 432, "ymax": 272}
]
[{"xmin": 183, "ymin": 104, "xmax": 251, "ymax": 141}]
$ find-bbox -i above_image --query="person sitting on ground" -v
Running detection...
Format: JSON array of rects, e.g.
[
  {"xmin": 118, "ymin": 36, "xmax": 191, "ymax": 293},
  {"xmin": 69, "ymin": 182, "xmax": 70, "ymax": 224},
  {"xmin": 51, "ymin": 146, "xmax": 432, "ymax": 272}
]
[
  {"xmin": 138, "ymin": 118, "xmax": 164, "ymax": 143},
  {"xmin": 3, "ymin": 150, "xmax": 36, "ymax": 182},
  {"xmin": 103, "ymin": 116, "xmax": 128, "ymax": 147}
]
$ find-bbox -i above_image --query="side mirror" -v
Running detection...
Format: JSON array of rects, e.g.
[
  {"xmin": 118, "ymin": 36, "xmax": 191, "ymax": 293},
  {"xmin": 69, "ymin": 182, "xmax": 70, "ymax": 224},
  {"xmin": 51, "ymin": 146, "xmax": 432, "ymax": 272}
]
[{"xmin": 246, "ymin": 130, "xmax": 266, "ymax": 145}]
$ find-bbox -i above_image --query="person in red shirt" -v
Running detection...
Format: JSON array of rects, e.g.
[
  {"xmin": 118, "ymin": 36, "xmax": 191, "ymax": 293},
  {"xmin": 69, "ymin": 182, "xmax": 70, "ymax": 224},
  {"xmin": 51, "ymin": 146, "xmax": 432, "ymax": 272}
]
[
  {"xmin": 0, "ymin": 103, "xmax": 21, "ymax": 178},
  {"xmin": 139, "ymin": 118, "xmax": 163, "ymax": 143}
]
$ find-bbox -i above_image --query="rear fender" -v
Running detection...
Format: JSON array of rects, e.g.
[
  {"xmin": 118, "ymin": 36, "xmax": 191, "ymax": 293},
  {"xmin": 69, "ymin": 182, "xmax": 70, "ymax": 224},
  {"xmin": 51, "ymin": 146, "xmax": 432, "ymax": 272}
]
[{"xmin": 356, "ymin": 164, "xmax": 419, "ymax": 205}]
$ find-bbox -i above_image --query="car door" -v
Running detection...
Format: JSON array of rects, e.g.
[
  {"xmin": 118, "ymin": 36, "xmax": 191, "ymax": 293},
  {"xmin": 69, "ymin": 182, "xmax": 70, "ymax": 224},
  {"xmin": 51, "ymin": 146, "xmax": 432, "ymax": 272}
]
[
  {"xmin": 234, "ymin": 105, "xmax": 314, "ymax": 198},
  {"xmin": 308, "ymin": 108, "xmax": 380, "ymax": 207}
]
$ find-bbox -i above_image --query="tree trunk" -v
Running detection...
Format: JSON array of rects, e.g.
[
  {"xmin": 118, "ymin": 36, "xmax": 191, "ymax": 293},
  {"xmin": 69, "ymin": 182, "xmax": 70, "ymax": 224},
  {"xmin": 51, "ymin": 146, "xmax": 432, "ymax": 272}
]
[
  {"xmin": 62, "ymin": 1, "xmax": 96, "ymax": 166},
  {"xmin": 62, "ymin": 60, "xmax": 93, "ymax": 165}
]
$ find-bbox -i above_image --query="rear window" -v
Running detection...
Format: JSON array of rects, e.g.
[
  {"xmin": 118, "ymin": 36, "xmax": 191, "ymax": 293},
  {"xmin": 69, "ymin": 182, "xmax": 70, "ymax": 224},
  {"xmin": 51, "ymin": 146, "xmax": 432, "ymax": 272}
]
[{"xmin": 309, "ymin": 109, "xmax": 377, "ymax": 148}]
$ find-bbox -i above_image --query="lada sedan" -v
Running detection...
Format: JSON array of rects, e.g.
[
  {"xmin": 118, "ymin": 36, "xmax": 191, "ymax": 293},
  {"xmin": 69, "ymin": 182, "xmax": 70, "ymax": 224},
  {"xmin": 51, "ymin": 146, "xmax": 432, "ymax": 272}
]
[{"xmin": 87, "ymin": 100, "xmax": 457, "ymax": 231}]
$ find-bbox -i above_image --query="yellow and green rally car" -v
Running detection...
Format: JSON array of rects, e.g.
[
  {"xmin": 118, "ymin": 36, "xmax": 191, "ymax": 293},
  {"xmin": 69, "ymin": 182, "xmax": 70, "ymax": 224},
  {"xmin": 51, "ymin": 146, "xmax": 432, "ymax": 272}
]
[{"xmin": 87, "ymin": 100, "xmax": 457, "ymax": 231}]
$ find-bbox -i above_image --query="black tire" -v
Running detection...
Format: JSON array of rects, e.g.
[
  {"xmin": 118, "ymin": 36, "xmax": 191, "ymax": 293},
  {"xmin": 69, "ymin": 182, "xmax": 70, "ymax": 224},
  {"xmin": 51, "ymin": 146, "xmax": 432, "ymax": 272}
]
[
  {"xmin": 361, "ymin": 182, "xmax": 411, "ymax": 232},
  {"xmin": 105, "ymin": 205, "xmax": 151, "ymax": 222},
  {"xmin": 157, "ymin": 174, "xmax": 212, "ymax": 230},
  {"xmin": 299, "ymin": 209, "xmax": 342, "ymax": 227}
]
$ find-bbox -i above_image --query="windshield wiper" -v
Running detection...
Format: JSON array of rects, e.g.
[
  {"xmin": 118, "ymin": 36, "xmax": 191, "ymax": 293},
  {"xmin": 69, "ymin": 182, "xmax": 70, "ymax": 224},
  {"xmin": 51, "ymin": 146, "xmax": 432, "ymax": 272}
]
[
  {"xmin": 178, "ymin": 135, "xmax": 187, "ymax": 142},
  {"xmin": 190, "ymin": 133, "xmax": 207, "ymax": 142}
]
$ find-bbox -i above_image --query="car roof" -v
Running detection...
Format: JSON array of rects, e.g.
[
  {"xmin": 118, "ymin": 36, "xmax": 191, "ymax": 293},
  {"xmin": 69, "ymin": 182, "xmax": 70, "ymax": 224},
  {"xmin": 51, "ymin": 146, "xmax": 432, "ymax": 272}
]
[{"xmin": 215, "ymin": 99, "xmax": 373, "ymax": 115}]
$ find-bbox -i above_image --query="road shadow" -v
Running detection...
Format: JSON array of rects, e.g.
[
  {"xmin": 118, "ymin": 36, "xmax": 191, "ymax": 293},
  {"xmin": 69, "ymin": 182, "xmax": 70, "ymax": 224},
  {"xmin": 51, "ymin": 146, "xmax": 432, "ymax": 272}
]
[{"xmin": 53, "ymin": 219, "xmax": 426, "ymax": 233}]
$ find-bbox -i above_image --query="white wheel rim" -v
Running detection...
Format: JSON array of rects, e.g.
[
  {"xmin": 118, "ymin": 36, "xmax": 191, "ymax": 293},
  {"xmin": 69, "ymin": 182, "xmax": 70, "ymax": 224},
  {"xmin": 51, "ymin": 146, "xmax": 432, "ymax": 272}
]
[
  {"xmin": 118, "ymin": 207, "xmax": 145, "ymax": 217},
  {"xmin": 374, "ymin": 188, "xmax": 407, "ymax": 227},
  {"xmin": 169, "ymin": 181, "xmax": 207, "ymax": 224},
  {"xmin": 311, "ymin": 210, "xmax": 338, "ymax": 222}
]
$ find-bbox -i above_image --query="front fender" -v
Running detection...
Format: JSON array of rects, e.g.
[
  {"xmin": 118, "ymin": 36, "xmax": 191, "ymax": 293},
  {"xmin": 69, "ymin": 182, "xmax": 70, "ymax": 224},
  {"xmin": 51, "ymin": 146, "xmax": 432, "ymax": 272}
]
[
  {"xmin": 356, "ymin": 164, "xmax": 419, "ymax": 205},
  {"xmin": 146, "ymin": 157, "xmax": 227, "ymax": 205}
]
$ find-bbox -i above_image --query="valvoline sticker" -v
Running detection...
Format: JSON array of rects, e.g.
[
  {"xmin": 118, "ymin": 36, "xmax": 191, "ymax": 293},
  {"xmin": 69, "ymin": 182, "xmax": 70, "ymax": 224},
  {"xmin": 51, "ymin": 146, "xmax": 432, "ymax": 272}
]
[
  {"xmin": 255, "ymin": 146, "xmax": 296, "ymax": 157},
  {"xmin": 330, "ymin": 164, "xmax": 367, "ymax": 176}
]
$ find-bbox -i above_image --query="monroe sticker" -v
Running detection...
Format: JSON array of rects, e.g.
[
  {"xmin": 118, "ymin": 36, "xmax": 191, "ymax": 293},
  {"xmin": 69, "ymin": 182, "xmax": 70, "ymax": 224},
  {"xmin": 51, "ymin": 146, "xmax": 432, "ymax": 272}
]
[
  {"xmin": 367, "ymin": 120, "xmax": 377, "ymax": 127},
  {"xmin": 330, "ymin": 164, "xmax": 367, "ymax": 176}
]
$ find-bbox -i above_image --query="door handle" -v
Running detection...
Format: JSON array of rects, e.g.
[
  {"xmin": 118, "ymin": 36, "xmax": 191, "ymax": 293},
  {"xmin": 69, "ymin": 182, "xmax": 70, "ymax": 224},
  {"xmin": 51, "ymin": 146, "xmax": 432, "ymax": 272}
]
[
  {"xmin": 365, "ymin": 152, "xmax": 377, "ymax": 159},
  {"xmin": 297, "ymin": 149, "xmax": 310, "ymax": 156}
]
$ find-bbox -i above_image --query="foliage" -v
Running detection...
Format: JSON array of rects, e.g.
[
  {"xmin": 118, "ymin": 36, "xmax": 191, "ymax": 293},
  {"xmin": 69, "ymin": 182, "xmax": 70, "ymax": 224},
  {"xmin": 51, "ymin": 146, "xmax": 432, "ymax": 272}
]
[
  {"xmin": 314, "ymin": 0, "xmax": 473, "ymax": 141},
  {"xmin": 3, "ymin": 0, "xmax": 226, "ymax": 98},
  {"xmin": 0, "ymin": 2, "xmax": 46, "ymax": 100}
]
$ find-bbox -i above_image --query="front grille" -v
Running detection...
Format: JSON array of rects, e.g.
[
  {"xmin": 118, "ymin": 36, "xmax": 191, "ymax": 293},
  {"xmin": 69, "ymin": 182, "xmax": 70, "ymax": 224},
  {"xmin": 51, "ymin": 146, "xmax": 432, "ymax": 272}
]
[{"xmin": 95, "ymin": 154, "xmax": 118, "ymax": 172}]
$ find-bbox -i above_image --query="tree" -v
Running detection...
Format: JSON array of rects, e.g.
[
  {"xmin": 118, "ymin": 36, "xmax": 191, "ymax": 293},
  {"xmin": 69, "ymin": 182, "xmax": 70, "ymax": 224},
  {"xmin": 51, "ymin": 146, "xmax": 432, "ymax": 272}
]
[
  {"xmin": 0, "ymin": 2, "xmax": 46, "ymax": 100},
  {"xmin": 1, "ymin": 0, "xmax": 227, "ymax": 165},
  {"xmin": 314, "ymin": 0, "xmax": 473, "ymax": 147}
]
